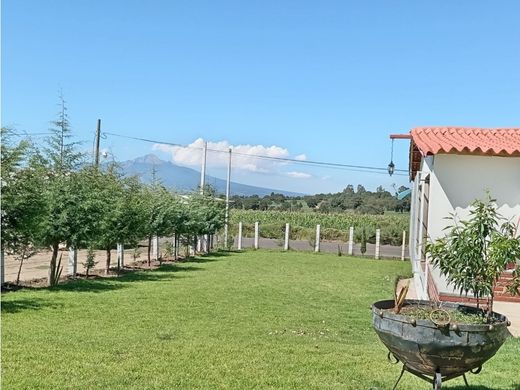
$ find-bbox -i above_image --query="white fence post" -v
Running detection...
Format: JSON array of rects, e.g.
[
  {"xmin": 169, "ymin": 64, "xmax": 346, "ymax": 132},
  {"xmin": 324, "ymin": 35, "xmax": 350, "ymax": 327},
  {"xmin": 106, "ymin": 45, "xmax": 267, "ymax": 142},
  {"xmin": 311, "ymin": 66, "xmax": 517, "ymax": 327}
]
[
  {"xmin": 284, "ymin": 223, "xmax": 290, "ymax": 251},
  {"xmin": 375, "ymin": 229, "xmax": 381, "ymax": 259},
  {"xmin": 117, "ymin": 243, "xmax": 125, "ymax": 268},
  {"xmin": 238, "ymin": 222, "xmax": 243, "ymax": 250},
  {"xmin": 68, "ymin": 247, "xmax": 77, "ymax": 278},
  {"xmin": 315, "ymin": 224, "xmax": 321, "ymax": 253},
  {"xmin": 401, "ymin": 231, "xmax": 406, "ymax": 261},
  {"xmin": 254, "ymin": 222, "xmax": 259, "ymax": 249},
  {"xmin": 152, "ymin": 236, "xmax": 159, "ymax": 261},
  {"xmin": 1, "ymin": 249, "xmax": 5, "ymax": 285},
  {"xmin": 348, "ymin": 227, "xmax": 354, "ymax": 255}
]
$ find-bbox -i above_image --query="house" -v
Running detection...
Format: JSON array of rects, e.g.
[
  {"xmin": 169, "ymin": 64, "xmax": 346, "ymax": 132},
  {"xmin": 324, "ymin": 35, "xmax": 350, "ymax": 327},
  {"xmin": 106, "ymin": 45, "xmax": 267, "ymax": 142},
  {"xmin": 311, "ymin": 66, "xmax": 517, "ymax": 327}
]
[{"xmin": 392, "ymin": 127, "xmax": 520, "ymax": 302}]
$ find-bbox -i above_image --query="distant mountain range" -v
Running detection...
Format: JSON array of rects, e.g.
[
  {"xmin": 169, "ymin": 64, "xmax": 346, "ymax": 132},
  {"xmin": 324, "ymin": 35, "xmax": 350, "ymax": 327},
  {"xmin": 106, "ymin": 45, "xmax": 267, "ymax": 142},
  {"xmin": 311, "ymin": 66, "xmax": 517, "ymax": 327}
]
[{"xmin": 119, "ymin": 154, "xmax": 304, "ymax": 197}]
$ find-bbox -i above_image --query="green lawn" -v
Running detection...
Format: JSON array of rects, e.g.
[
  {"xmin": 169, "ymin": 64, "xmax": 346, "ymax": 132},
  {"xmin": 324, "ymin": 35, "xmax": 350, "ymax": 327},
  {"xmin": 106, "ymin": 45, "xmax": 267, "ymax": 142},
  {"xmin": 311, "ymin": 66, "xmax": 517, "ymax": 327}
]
[{"xmin": 2, "ymin": 251, "xmax": 519, "ymax": 389}]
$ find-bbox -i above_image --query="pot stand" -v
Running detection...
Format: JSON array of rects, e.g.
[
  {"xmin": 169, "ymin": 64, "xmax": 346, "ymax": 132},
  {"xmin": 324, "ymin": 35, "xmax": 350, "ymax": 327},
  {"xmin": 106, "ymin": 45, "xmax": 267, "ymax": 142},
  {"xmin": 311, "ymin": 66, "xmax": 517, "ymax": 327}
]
[{"xmin": 387, "ymin": 352, "xmax": 481, "ymax": 390}]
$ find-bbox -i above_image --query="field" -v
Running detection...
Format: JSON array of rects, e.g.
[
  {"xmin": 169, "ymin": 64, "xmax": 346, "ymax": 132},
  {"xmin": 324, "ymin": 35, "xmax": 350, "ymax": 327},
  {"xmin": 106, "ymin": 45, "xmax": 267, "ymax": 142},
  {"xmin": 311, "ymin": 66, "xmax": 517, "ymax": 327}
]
[
  {"xmin": 2, "ymin": 251, "xmax": 519, "ymax": 389},
  {"xmin": 229, "ymin": 210, "xmax": 410, "ymax": 245}
]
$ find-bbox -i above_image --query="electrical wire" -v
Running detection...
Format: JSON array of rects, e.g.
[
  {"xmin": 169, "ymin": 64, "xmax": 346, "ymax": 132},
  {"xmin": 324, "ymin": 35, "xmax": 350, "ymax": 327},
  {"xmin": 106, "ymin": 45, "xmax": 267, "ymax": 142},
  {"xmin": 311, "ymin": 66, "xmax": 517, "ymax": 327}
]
[{"xmin": 103, "ymin": 131, "xmax": 408, "ymax": 176}]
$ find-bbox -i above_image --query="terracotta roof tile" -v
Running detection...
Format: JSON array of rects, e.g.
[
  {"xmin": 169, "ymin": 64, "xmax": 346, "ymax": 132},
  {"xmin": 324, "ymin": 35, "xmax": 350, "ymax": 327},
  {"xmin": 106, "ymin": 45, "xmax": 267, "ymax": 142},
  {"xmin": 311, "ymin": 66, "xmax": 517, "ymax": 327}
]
[{"xmin": 411, "ymin": 127, "xmax": 520, "ymax": 157}]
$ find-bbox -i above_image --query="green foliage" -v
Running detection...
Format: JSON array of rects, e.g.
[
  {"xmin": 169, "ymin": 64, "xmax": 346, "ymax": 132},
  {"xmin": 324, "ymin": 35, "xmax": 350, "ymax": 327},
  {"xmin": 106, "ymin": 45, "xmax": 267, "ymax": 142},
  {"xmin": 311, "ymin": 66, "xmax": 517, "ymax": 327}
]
[
  {"xmin": 360, "ymin": 226, "xmax": 367, "ymax": 255},
  {"xmin": 426, "ymin": 197, "xmax": 520, "ymax": 315},
  {"xmin": 229, "ymin": 210, "xmax": 408, "ymax": 245},
  {"xmin": 1, "ymin": 128, "xmax": 45, "ymax": 272},
  {"xmin": 162, "ymin": 241, "xmax": 174, "ymax": 260},
  {"xmin": 230, "ymin": 184, "xmax": 411, "ymax": 214},
  {"xmin": 82, "ymin": 247, "xmax": 97, "ymax": 277}
]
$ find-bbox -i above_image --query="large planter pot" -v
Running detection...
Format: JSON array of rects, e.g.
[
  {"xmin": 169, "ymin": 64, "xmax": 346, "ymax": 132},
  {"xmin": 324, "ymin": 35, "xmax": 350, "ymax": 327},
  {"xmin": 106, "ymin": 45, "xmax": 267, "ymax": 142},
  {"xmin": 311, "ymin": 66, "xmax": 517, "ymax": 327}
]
[{"xmin": 372, "ymin": 299, "xmax": 510, "ymax": 388}]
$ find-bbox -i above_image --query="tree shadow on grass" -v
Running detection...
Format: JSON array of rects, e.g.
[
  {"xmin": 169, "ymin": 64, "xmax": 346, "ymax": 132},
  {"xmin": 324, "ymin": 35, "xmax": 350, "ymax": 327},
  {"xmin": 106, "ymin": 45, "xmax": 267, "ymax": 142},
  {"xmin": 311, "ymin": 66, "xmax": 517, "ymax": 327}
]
[
  {"xmin": 1, "ymin": 250, "xmax": 231, "ymax": 298},
  {"xmin": 180, "ymin": 250, "xmax": 234, "ymax": 264},
  {"xmin": 1, "ymin": 297, "xmax": 64, "ymax": 314}
]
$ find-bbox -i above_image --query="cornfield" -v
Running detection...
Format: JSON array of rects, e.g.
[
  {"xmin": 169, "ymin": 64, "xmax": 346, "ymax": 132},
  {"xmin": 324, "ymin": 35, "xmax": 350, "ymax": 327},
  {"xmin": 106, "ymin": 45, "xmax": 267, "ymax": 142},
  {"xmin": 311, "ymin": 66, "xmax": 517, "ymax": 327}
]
[{"xmin": 228, "ymin": 210, "xmax": 409, "ymax": 245}]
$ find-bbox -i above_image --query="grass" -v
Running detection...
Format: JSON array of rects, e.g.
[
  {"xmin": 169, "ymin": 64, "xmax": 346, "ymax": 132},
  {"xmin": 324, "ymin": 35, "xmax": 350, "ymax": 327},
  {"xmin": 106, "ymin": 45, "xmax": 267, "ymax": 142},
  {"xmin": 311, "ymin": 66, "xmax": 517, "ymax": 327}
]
[{"xmin": 2, "ymin": 250, "xmax": 519, "ymax": 389}]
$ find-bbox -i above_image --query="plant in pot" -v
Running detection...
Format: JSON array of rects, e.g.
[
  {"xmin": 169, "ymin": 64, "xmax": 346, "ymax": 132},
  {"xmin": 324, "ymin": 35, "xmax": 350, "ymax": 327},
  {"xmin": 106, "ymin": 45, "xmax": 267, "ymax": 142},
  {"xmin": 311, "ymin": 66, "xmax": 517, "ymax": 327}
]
[{"xmin": 372, "ymin": 197, "xmax": 520, "ymax": 389}]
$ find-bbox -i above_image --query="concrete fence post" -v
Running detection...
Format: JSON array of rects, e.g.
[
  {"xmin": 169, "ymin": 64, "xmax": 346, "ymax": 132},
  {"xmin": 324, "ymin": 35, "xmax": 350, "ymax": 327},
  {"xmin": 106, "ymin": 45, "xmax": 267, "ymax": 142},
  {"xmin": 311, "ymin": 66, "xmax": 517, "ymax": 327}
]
[
  {"xmin": 284, "ymin": 223, "xmax": 290, "ymax": 251},
  {"xmin": 238, "ymin": 222, "xmax": 243, "ymax": 250},
  {"xmin": 348, "ymin": 227, "xmax": 354, "ymax": 255},
  {"xmin": 152, "ymin": 236, "xmax": 159, "ymax": 261},
  {"xmin": 117, "ymin": 243, "xmax": 125, "ymax": 268},
  {"xmin": 401, "ymin": 231, "xmax": 407, "ymax": 261},
  {"xmin": 315, "ymin": 224, "xmax": 321, "ymax": 253},
  {"xmin": 375, "ymin": 229, "xmax": 381, "ymax": 259},
  {"xmin": 0, "ymin": 249, "xmax": 4, "ymax": 285},
  {"xmin": 254, "ymin": 222, "xmax": 259, "ymax": 249},
  {"xmin": 68, "ymin": 247, "xmax": 78, "ymax": 278}
]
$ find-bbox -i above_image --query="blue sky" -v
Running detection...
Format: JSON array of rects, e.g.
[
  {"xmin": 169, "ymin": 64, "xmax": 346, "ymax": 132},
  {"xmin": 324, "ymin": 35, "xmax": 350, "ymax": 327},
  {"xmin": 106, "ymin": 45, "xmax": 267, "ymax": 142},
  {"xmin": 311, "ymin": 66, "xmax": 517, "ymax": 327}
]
[{"xmin": 2, "ymin": 0, "xmax": 519, "ymax": 194}]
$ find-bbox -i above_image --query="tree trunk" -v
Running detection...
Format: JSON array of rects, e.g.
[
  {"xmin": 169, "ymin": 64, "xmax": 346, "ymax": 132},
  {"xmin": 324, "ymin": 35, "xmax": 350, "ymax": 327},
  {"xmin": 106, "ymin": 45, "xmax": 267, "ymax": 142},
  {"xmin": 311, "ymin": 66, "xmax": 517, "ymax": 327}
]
[
  {"xmin": 48, "ymin": 242, "xmax": 59, "ymax": 286},
  {"xmin": 147, "ymin": 236, "xmax": 152, "ymax": 266},
  {"xmin": 16, "ymin": 256, "xmax": 25, "ymax": 285},
  {"xmin": 106, "ymin": 247, "xmax": 111, "ymax": 274}
]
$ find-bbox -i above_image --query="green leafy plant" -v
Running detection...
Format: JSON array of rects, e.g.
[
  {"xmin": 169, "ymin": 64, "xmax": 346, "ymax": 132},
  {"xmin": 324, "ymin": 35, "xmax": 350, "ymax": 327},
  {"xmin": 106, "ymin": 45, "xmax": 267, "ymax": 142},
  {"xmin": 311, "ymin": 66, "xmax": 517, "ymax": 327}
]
[
  {"xmin": 162, "ymin": 242, "xmax": 174, "ymax": 261},
  {"xmin": 426, "ymin": 197, "xmax": 520, "ymax": 318},
  {"xmin": 83, "ymin": 246, "xmax": 97, "ymax": 277},
  {"xmin": 360, "ymin": 226, "xmax": 367, "ymax": 255}
]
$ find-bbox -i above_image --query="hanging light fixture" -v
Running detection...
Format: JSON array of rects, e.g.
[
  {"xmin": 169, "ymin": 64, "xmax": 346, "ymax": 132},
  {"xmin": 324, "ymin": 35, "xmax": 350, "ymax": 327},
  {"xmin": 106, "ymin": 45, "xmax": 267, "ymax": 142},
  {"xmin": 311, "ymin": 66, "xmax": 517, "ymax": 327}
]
[{"xmin": 387, "ymin": 138, "xmax": 395, "ymax": 176}]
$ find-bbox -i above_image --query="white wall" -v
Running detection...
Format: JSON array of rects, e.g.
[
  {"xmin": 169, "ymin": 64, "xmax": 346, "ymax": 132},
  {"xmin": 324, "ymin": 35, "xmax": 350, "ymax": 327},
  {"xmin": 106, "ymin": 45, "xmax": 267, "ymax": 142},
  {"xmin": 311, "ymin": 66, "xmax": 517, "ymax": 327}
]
[{"xmin": 426, "ymin": 154, "xmax": 520, "ymax": 293}]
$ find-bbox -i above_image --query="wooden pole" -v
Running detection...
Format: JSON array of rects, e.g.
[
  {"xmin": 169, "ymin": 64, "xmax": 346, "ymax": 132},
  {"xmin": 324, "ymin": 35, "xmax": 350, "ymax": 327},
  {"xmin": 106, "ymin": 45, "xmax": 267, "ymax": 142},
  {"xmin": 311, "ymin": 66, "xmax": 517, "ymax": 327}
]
[
  {"xmin": 224, "ymin": 148, "xmax": 232, "ymax": 249},
  {"xmin": 200, "ymin": 140, "xmax": 207, "ymax": 194},
  {"xmin": 94, "ymin": 119, "xmax": 101, "ymax": 167}
]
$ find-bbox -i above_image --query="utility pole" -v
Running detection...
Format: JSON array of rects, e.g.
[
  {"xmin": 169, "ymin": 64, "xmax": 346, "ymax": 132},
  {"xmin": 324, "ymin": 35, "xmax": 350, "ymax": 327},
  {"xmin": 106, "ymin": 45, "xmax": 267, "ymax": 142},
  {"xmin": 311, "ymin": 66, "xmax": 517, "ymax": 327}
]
[
  {"xmin": 198, "ymin": 140, "xmax": 208, "ymax": 253},
  {"xmin": 94, "ymin": 119, "xmax": 101, "ymax": 167},
  {"xmin": 224, "ymin": 148, "xmax": 232, "ymax": 248},
  {"xmin": 200, "ymin": 140, "xmax": 207, "ymax": 194}
]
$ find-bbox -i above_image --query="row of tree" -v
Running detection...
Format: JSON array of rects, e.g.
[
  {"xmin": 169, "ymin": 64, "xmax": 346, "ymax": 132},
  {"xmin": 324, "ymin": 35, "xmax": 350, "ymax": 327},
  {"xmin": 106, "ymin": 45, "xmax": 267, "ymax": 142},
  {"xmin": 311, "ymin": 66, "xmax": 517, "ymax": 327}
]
[
  {"xmin": 230, "ymin": 184, "xmax": 411, "ymax": 214},
  {"xmin": 1, "ymin": 103, "xmax": 225, "ymax": 286}
]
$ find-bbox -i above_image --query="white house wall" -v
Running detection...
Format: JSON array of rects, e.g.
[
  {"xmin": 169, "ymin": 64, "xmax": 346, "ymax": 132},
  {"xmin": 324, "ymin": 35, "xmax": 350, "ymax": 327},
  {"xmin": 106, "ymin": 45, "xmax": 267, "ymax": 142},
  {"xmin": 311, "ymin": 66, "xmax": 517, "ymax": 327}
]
[{"xmin": 427, "ymin": 154, "xmax": 520, "ymax": 293}]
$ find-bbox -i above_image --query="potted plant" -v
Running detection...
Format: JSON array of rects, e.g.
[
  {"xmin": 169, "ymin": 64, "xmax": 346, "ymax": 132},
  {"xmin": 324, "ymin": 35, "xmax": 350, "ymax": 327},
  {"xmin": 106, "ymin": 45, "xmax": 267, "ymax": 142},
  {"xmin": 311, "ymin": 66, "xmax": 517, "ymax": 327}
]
[{"xmin": 372, "ymin": 197, "xmax": 520, "ymax": 389}]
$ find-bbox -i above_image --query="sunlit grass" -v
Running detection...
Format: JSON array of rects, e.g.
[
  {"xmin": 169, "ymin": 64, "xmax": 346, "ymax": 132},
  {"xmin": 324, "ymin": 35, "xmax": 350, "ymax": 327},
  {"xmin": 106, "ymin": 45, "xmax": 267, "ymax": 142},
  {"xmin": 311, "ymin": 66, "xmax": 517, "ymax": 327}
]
[{"xmin": 2, "ymin": 250, "xmax": 518, "ymax": 389}]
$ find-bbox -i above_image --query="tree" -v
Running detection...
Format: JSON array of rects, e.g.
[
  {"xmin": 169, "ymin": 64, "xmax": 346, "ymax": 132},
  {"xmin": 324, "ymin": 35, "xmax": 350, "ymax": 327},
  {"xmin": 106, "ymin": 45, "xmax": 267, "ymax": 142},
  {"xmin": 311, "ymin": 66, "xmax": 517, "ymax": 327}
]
[
  {"xmin": 36, "ymin": 96, "xmax": 98, "ymax": 285},
  {"xmin": 141, "ymin": 179, "xmax": 182, "ymax": 265},
  {"xmin": 1, "ymin": 128, "xmax": 45, "ymax": 284},
  {"xmin": 360, "ymin": 226, "xmax": 367, "ymax": 255},
  {"xmin": 427, "ymin": 197, "xmax": 520, "ymax": 317},
  {"xmin": 90, "ymin": 167, "xmax": 146, "ymax": 272},
  {"xmin": 82, "ymin": 246, "xmax": 97, "ymax": 277}
]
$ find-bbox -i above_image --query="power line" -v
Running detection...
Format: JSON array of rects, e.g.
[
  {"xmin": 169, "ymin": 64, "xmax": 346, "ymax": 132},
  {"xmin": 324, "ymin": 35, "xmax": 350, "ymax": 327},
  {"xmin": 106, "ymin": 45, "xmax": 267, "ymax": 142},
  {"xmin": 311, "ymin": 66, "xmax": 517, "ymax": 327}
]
[{"xmin": 103, "ymin": 131, "xmax": 409, "ymax": 176}]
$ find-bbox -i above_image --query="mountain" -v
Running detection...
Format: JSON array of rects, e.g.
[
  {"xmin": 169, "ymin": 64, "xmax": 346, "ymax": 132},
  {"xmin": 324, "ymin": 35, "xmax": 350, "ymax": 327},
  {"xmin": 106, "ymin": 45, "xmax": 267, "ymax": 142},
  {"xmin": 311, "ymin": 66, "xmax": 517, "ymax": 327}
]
[{"xmin": 119, "ymin": 154, "xmax": 305, "ymax": 197}]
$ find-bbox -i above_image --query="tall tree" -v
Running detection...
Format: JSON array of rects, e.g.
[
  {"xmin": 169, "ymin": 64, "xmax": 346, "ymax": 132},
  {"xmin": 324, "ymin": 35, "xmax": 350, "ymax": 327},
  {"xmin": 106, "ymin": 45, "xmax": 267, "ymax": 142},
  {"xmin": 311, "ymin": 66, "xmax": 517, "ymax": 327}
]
[
  {"xmin": 1, "ymin": 128, "xmax": 45, "ymax": 283},
  {"xmin": 36, "ymin": 95, "xmax": 92, "ymax": 285}
]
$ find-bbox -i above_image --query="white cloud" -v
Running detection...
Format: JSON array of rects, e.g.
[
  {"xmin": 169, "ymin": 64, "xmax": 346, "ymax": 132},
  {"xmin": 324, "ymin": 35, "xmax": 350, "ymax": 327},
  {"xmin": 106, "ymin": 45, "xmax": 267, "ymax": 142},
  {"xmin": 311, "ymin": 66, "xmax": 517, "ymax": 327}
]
[
  {"xmin": 153, "ymin": 138, "xmax": 306, "ymax": 174},
  {"xmin": 294, "ymin": 154, "xmax": 307, "ymax": 161},
  {"xmin": 287, "ymin": 171, "xmax": 312, "ymax": 179}
]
